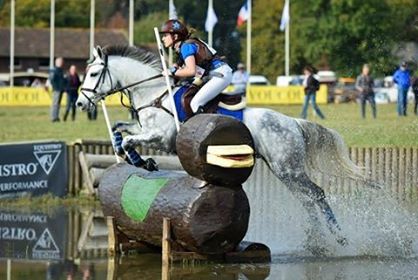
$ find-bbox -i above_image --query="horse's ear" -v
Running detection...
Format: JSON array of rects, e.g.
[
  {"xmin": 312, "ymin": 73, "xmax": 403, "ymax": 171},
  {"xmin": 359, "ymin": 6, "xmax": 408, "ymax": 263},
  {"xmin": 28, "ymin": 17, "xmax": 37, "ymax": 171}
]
[
  {"xmin": 92, "ymin": 47, "xmax": 99, "ymax": 59},
  {"xmin": 95, "ymin": 46, "xmax": 103, "ymax": 59}
]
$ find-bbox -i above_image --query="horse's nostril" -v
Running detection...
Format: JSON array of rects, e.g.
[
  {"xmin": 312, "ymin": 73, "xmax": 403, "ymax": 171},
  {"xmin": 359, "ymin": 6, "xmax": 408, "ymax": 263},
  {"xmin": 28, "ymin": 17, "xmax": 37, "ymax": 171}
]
[{"xmin": 76, "ymin": 102, "xmax": 83, "ymax": 107}]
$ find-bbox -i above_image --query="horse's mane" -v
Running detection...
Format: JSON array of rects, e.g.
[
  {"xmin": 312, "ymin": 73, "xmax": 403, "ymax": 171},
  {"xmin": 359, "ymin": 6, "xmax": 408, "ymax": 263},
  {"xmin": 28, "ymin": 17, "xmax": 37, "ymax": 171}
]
[{"xmin": 102, "ymin": 45, "xmax": 162, "ymax": 71}]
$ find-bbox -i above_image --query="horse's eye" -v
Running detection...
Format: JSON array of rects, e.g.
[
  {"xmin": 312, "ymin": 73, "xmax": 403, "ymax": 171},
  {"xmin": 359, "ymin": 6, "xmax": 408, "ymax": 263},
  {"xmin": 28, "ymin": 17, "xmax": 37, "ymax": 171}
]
[{"xmin": 90, "ymin": 72, "xmax": 99, "ymax": 77}]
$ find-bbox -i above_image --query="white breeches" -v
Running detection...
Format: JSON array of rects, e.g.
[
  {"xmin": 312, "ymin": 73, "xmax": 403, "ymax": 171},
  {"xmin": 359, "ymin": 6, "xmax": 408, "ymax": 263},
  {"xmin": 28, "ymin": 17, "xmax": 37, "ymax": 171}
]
[{"xmin": 190, "ymin": 64, "xmax": 233, "ymax": 112}]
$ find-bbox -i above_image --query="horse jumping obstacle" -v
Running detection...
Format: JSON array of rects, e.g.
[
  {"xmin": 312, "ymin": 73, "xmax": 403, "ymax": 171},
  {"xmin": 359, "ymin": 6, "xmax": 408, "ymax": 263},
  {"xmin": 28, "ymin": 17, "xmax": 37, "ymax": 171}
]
[
  {"xmin": 78, "ymin": 152, "xmax": 183, "ymax": 195},
  {"xmin": 97, "ymin": 115, "xmax": 271, "ymax": 263}
]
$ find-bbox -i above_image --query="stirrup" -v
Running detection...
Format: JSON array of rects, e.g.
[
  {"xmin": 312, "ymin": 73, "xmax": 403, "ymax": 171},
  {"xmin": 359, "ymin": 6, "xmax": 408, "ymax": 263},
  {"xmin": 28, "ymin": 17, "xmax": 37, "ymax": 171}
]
[{"xmin": 195, "ymin": 106, "xmax": 205, "ymax": 115}]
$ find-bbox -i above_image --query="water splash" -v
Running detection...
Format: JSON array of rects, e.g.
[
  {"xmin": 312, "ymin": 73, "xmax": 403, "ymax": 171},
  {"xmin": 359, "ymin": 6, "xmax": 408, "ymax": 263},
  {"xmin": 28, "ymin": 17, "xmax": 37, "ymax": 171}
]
[{"xmin": 243, "ymin": 162, "xmax": 418, "ymax": 258}]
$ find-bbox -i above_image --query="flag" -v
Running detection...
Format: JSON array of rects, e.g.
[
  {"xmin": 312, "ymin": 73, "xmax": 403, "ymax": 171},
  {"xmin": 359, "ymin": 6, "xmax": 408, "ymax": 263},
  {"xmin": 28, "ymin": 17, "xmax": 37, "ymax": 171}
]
[
  {"xmin": 279, "ymin": 0, "xmax": 289, "ymax": 31},
  {"xmin": 236, "ymin": 1, "xmax": 249, "ymax": 27},
  {"xmin": 169, "ymin": 0, "xmax": 177, "ymax": 20},
  {"xmin": 205, "ymin": 3, "xmax": 218, "ymax": 32}
]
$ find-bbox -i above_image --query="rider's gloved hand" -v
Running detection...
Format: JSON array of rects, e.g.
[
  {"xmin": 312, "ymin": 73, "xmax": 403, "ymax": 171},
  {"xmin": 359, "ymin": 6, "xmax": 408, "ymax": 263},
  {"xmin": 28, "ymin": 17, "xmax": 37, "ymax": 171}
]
[
  {"xmin": 162, "ymin": 67, "xmax": 176, "ymax": 77},
  {"xmin": 169, "ymin": 66, "xmax": 178, "ymax": 76}
]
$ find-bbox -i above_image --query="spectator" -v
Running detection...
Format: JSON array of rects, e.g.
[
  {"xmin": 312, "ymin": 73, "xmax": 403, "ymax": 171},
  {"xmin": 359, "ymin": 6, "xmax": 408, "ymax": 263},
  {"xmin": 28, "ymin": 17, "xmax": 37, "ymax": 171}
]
[
  {"xmin": 63, "ymin": 65, "xmax": 81, "ymax": 121},
  {"xmin": 49, "ymin": 57, "xmax": 66, "ymax": 122},
  {"xmin": 412, "ymin": 75, "xmax": 418, "ymax": 115},
  {"xmin": 393, "ymin": 61, "xmax": 411, "ymax": 116},
  {"xmin": 81, "ymin": 263, "xmax": 95, "ymax": 280},
  {"xmin": 31, "ymin": 78, "xmax": 44, "ymax": 88},
  {"xmin": 231, "ymin": 62, "xmax": 249, "ymax": 94},
  {"xmin": 355, "ymin": 64, "xmax": 376, "ymax": 119},
  {"xmin": 300, "ymin": 65, "xmax": 325, "ymax": 120},
  {"xmin": 22, "ymin": 78, "xmax": 31, "ymax": 87}
]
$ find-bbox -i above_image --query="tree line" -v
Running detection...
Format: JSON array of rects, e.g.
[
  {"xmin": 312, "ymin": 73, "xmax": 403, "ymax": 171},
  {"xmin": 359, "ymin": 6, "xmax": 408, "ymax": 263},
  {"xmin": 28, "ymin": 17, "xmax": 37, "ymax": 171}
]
[{"xmin": 0, "ymin": 0, "xmax": 417, "ymax": 80}]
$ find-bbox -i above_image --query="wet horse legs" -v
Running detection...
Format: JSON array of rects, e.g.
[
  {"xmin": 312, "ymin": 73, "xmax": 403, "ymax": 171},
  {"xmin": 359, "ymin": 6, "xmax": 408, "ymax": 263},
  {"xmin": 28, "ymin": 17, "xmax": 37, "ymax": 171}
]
[{"xmin": 285, "ymin": 173, "xmax": 347, "ymax": 246}]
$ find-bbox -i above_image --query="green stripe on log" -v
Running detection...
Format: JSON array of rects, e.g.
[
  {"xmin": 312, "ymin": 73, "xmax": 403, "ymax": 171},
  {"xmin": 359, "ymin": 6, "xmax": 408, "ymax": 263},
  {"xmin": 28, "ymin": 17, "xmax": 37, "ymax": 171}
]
[{"xmin": 121, "ymin": 175, "xmax": 168, "ymax": 222}]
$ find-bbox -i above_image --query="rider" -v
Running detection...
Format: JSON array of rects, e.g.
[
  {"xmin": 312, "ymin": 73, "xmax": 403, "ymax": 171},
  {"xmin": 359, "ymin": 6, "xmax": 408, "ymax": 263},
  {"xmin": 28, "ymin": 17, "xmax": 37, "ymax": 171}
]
[{"xmin": 159, "ymin": 19, "xmax": 233, "ymax": 114}]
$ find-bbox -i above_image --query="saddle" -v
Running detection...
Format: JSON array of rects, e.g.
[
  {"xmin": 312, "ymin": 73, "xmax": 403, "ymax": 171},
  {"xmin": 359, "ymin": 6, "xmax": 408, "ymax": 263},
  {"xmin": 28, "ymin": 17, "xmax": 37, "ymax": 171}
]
[{"xmin": 181, "ymin": 83, "xmax": 246, "ymax": 119}]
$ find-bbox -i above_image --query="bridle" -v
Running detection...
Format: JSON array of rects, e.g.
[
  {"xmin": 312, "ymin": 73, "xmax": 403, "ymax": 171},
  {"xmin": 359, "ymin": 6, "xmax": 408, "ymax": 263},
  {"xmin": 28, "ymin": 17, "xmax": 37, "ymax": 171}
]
[
  {"xmin": 79, "ymin": 54, "xmax": 171, "ymax": 116},
  {"xmin": 80, "ymin": 55, "xmax": 114, "ymax": 107}
]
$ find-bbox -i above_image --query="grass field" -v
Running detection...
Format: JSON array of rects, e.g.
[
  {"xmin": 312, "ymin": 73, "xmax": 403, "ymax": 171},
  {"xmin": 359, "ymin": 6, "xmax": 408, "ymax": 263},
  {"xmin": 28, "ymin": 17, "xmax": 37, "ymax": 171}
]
[{"xmin": 0, "ymin": 103, "xmax": 417, "ymax": 147}]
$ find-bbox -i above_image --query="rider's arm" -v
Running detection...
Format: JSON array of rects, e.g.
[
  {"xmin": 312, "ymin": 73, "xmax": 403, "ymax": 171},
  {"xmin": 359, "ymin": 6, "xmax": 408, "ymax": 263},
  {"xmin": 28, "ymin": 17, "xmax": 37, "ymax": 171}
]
[
  {"xmin": 174, "ymin": 55, "xmax": 196, "ymax": 78},
  {"xmin": 173, "ymin": 43, "xmax": 197, "ymax": 78}
]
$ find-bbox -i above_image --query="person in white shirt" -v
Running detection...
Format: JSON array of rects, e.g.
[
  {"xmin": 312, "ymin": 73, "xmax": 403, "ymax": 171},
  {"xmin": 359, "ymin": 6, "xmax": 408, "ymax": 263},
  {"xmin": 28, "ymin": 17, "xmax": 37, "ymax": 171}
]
[{"xmin": 231, "ymin": 62, "xmax": 249, "ymax": 94}]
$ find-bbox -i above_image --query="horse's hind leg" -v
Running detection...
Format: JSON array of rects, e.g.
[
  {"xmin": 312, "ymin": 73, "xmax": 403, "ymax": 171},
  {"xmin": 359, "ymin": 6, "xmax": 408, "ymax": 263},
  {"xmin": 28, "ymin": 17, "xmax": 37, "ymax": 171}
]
[
  {"xmin": 291, "ymin": 173, "xmax": 347, "ymax": 246},
  {"xmin": 296, "ymin": 198, "xmax": 330, "ymax": 256},
  {"xmin": 270, "ymin": 163, "xmax": 347, "ymax": 246}
]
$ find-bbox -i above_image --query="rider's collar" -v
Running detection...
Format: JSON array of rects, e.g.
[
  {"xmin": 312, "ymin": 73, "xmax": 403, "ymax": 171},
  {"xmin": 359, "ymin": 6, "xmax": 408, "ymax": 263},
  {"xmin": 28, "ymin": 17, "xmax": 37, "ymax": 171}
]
[{"xmin": 173, "ymin": 41, "xmax": 182, "ymax": 52}]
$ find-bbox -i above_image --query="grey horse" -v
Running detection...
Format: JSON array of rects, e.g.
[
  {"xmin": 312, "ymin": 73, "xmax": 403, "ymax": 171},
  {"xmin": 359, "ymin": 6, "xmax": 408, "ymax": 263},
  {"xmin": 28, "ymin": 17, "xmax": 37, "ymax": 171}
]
[{"xmin": 76, "ymin": 45, "xmax": 374, "ymax": 250}]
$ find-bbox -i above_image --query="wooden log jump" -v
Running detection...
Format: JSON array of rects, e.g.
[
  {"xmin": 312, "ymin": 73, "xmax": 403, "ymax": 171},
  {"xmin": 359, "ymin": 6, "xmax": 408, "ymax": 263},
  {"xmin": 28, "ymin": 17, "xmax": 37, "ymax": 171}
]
[
  {"xmin": 99, "ymin": 114, "xmax": 270, "ymax": 263},
  {"xmin": 78, "ymin": 152, "xmax": 183, "ymax": 194}
]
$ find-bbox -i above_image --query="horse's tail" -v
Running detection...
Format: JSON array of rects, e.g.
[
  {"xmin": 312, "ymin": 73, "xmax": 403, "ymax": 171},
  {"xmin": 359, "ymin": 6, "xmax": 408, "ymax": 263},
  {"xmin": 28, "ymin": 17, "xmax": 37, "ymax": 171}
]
[{"xmin": 296, "ymin": 119, "xmax": 380, "ymax": 189}]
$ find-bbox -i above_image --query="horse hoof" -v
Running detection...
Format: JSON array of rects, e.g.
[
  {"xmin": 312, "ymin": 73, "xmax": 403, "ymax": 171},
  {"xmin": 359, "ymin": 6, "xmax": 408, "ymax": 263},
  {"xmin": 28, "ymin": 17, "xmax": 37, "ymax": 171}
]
[{"xmin": 143, "ymin": 158, "xmax": 159, "ymax": 172}]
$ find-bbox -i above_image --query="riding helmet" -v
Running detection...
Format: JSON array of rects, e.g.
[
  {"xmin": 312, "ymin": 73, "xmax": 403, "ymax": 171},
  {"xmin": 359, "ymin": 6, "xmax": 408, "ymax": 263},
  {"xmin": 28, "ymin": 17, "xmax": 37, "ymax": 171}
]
[{"xmin": 160, "ymin": 19, "xmax": 189, "ymax": 41}]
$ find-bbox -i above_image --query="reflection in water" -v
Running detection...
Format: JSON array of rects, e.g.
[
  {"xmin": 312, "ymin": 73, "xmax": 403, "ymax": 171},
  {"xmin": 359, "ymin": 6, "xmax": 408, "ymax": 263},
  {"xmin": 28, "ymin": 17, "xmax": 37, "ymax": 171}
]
[
  {"xmin": 107, "ymin": 254, "xmax": 271, "ymax": 280},
  {"xmin": 47, "ymin": 260, "xmax": 96, "ymax": 280},
  {"xmin": 0, "ymin": 205, "xmax": 107, "ymax": 280},
  {"xmin": 271, "ymin": 255, "xmax": 418, "ymax": 280},
  {"xmin": 0, "ymin": 208, "xmax": 68, "ymax": 261},
  {"xmin": 0, "ymin": 251, "xmax": 272, "ymax": 280}
]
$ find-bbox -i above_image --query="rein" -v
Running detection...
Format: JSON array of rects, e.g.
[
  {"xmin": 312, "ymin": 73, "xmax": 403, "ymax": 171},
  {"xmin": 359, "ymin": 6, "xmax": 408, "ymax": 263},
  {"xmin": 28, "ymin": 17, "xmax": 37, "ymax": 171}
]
[
  {"xmin": 135, "ymin": 90, "xmax": 173, "ymax": 117},
  {"xmin": 106, "ymin": 73, "xmax": 163, "ymax": 96}
]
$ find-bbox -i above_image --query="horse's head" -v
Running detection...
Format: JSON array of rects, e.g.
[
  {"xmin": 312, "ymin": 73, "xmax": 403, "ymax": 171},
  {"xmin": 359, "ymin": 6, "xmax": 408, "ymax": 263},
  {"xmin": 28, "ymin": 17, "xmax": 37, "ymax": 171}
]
[{"xmin": 76, "ymin": 46, "xmax": 115, "ymax": 111}]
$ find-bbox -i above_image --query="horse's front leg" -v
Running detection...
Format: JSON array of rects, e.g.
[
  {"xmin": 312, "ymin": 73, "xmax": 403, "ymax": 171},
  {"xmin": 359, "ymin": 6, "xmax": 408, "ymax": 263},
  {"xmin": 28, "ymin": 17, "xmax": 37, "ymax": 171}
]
[
  {"xmin": 120, "ymin": 131, "xmax": 175, "ymax": 171},
  {"xmin": 122, "ymin": 108, "xmax": 177, "ymax": 153},
  {"xmin": 122, "ymin": 130, "xmax": 175, "ymax": 154},
  {"xmin": 112, "ymin": 121, "xmax": 141, "ymax": 134},
  {"xmin": 120, "ymin": 108, "xmax": 177, "ymax": 171},
  {"xmin": 110, "ymin": 121, "xmax": 141, "ymax": 156}
]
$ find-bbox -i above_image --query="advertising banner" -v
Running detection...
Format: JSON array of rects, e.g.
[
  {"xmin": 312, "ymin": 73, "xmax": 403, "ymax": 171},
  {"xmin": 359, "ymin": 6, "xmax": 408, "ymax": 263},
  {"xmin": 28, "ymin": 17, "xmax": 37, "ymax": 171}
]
[
  {"xmin": 0, "ymin": 141, "xmax": 68, "ymax": 198},
  {"xmin": 0, "ymin": 209, "xmax": 67, "ymax": 260},
  {"xmin": 247, "ymin": 85, "xmax": 328, "ymax": 105},
  {"xmin": 0, "ymin": 87, "xmax": 128, "ymax": 106}
]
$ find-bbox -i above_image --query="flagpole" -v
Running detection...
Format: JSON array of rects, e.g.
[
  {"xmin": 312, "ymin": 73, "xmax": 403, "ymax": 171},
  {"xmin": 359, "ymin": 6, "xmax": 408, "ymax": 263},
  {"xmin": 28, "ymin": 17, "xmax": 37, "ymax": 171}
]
[
  {"xmin": 129, "ymin": 0, "xmax": 134, "ymax": 46},
  {"xmin": 207, "ymin": 0, "xmax": 214, "ymax": 47},
  {"xmin": 89, "ymin": 0, "xmax": 95, "ymax": 59},
  {"xmin": 49, "ymin": 0, "xmax": 55, "ymax": 69},
  {"xmin": 168, "ymin": 0, "xmax": 174, "ymax": 66},
  {"xmin": 285, "ymin": 0, "xmax": 289, "ymax": 76},
  {"xmin": 246, "ymin": 0, "xmax": 252, "ymax": 74},
  {"xmin": 9, "ymin": 0, "xmax": 15, "ymax": 87}
]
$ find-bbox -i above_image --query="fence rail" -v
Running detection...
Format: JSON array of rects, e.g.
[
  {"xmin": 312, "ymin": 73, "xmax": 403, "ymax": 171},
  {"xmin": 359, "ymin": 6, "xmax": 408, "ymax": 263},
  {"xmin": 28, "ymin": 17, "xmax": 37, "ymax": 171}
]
[{"xmin": 67, "ymin": 140, "xmax": 417, "ymax": 200}]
